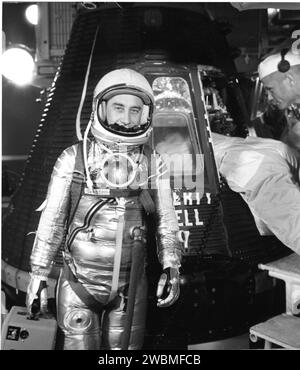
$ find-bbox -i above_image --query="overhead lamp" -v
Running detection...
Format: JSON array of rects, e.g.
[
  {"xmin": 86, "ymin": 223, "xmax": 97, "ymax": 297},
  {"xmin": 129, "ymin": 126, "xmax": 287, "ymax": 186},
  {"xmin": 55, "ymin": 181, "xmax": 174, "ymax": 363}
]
[
  {"xmin": 267, "ymin": 8, "xmax": 279, "ymax": 18},
  {"xmin": 0, "ymin": 45, "xmax": 35, "ymax": 86},
  {"xmin": 25, "ymin": 4, "xmax": 39, "ymax": 25}
]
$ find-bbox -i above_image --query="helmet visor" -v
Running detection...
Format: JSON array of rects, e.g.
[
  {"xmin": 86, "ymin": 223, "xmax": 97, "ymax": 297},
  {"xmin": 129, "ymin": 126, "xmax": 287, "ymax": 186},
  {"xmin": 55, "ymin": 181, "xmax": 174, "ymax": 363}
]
[{"xmin": 95, "ymin": 87, "xmax": 153, "ymax": 137}]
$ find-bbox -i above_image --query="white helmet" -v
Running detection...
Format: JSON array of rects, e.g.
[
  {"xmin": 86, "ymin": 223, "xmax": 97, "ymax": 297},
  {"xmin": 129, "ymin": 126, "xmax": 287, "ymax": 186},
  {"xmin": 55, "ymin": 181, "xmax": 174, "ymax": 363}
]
[{"xmin": 91, "ymin": 68, "xmax": 154, "ymax": 145}]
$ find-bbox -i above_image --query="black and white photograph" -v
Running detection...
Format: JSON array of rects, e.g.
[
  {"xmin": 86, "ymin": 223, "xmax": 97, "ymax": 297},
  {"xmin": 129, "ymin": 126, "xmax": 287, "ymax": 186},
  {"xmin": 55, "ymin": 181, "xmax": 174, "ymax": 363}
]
[{"xmin": 1, "ymin": 1, "xmax": 300, "ymax": 356}]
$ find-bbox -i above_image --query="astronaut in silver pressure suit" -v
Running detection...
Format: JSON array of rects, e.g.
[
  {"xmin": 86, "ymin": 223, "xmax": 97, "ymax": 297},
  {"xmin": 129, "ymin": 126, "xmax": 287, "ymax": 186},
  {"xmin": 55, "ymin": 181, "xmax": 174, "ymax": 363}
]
[{"xmin": 26, "ymin": 68, "xmax": 182, "ymax": 350}]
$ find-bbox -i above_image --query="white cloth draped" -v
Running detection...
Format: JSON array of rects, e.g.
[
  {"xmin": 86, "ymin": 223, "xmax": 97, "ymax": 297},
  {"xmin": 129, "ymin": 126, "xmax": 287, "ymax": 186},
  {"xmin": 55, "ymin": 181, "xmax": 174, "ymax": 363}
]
[{"xmin": 212, "ymin": 133, "xmax": 300, "ymax": 254}]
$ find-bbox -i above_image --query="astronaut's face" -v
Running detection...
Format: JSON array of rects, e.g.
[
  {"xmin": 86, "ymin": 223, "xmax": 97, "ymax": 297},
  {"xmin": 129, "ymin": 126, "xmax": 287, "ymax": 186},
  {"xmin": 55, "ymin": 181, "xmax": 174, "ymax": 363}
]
[
  {"xmin": 106, "ymin": 94, "xmax": 144, "ymax": 131},
  {"xmin": 262, "ymin": 72, "xmax": 297, "ymax": 110}
]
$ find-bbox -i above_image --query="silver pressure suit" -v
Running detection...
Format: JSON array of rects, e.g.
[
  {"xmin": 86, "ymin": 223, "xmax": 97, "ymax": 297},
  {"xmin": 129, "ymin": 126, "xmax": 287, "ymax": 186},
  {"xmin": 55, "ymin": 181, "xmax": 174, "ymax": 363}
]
[{"xmin": 30, "ymin": 139, "xmax": 182, "ymax": 350}]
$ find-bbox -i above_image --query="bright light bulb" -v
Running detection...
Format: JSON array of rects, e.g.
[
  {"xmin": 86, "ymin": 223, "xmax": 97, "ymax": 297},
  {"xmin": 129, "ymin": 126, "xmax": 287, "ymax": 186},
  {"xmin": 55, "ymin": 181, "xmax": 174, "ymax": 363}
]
[
  {"xmin": 25, "ymin": 4, "xmax": 39, "ymax": 26},
  {"xmin": 0, "ymin": 48, "xmax": 35, "ymax": 85},
  {"xmin": 267, "ymin": 8, "xmax": 278, "ymax": 17}
]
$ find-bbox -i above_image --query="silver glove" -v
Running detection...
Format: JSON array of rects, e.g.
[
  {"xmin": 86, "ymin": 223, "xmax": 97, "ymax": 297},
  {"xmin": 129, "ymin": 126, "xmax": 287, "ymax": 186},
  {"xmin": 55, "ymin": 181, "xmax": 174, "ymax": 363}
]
[
  {"xmin": 26, "ymin": 274, "xmax": 48, "ymax": 317},
  {"xmin": 156, "ymin": 267, "xmax": 180, "ymax": 308}
]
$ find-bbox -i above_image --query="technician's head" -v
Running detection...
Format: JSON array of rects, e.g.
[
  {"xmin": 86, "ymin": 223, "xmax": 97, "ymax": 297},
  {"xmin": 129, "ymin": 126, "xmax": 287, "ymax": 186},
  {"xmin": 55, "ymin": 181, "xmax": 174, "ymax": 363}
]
[{"xmin": 258, "ymin": 50, "xmax": 300, "ymax": 109}]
